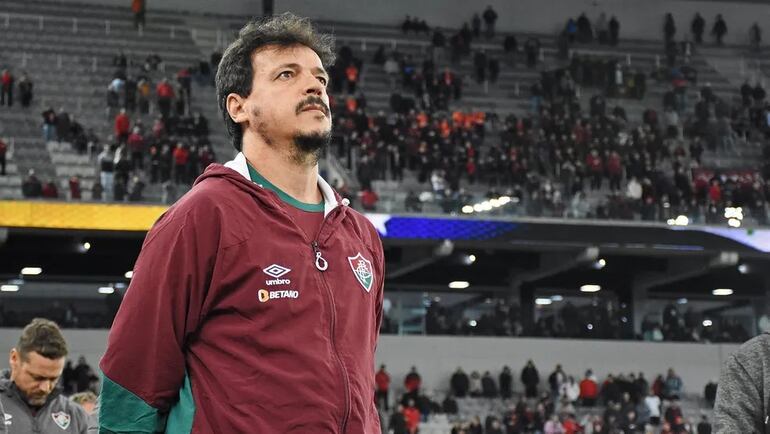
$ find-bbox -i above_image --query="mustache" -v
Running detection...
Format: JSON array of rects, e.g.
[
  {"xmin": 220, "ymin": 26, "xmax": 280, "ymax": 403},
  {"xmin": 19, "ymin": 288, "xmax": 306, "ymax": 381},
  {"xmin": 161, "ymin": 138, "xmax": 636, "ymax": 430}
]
[{"xmin": 296, "ymin": 97, "xmax": 330, "ymax": 116}]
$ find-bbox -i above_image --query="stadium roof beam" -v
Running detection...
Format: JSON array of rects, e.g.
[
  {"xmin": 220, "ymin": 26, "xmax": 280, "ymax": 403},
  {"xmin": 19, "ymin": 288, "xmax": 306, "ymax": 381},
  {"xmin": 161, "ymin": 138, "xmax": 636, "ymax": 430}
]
[
  {"xmin": 509, "ymin": 246, "xmax": 600, "ymax": 289},
  {"xmin": 633, "ymin": 251, "xmax": 740, "ymax": 293},
  {"xmin": 386, "ymin": 240, "xmax": 454, "ymax": 279}
]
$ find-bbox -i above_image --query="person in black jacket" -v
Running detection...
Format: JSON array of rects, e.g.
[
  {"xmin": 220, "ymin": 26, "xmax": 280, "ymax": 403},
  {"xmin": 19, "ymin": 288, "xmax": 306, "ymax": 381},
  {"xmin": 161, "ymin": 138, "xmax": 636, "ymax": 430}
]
[
  {"xmin": 521, "ymin": 359, "xmax": 540, "ymax": 398},
  {"xmin": 481, "ymin": 371, "xmax": 498, "ymax": 397},
  {"xmin": 451, "ymin": 367, "xmax": 470, "ymax": 397},
  {"xmin": 711, "ymin": 14, "xmax": 727, "ymax": 45},
  {"xmin": 499, "ymin": 365, "xmax": 513, "ymax": 399},
  {"xmin": 691, "ymin": 13, "xmax": 705, "ymax": 43}
]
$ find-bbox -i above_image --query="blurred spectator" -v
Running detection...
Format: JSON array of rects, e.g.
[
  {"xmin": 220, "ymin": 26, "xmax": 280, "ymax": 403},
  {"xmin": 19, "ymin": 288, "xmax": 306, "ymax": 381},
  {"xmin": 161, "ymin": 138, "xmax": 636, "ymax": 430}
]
[
  {"xmin": 645, "ymin": 389, "xmax": 662, "ymax": 426},
  {"xmin": 664, "ymin": 13, "xmax": 676, "ymax": 43},
  {"xmin": 42, "ymin": 107, "xmax": 56, "ymax": 142},
  {"xmin": 91, "ymin": 181, "xmax": 103, "ymax": 201},
  {"xmin": 375, "ymin": 364, "xmax": 391, "ymax": 411},
  {"xmin": 704, "ymin": 379, "xmax": 717, "ymax": 407},
  {"xmin": 403, "ymin": 399, "xmax": 420, "ymax": 434},
  {"xmin": 481, "ymin": 371, "xmax": 498, "ymax": 398},
  {"xmin": 560, "ymin": 376, "xmax": 580, "ymax": 404},
  {"xmin": 389, "ymin": 404, "xmax": 408, "ymax": 434},
  {"xmin": 469, "ymin": 371, "xmax": 482, "ymax": 397},
  {"xmin": 70, "ymin": 391, "xmax": 97, "ymax": 414},
  {"xmin": 580, "ymin": 370, "xmax": 599, "ymax": 406},
  {"xmin": 749, "ymin": 23, "xmax": 762, "ymax": 52},
  {"xmin": 712, "ymin": 14, "xmax": 727, "ymax": 45},
  {"xmin": 114, "ymin": 109, "xmax": 131, "ymax": 144},
  {"xmin": 1, "ymin": 69, "xmax": 13, "ymax": 107},
  {"xmin": 0, "ymin": 137, "xmax": 6, "ymax": 176},
  {"xmin": 692, "ymin": 13, "xmax": 705, "ymax": 43},
  {"xmin": 128, "ymin": 176, "xmax": 145, "ymax": 202},
  {"xmin": 404, "ymin": 366, "xmax": 422, "ymax": 394},
  {"xmin": 156, "ymin": 78, "xmax": 175, "ymax": 118},
  {"xmin": 521, "ymin": 360, "xmax": 540, "ymax": 398},
  {"xmin": 17, "ymin": 72, "xmax": 33, "ymax": 108},
  {"xmin": 482, "ymin": 6, "xmax": 498, "ymax": 39},
  {"xmin": 69, "ymin": 175, "xmax": 81, "ymax": 200},
  {"xmin": 127, "ymin": 127, "xmax": 145, "ymax": 171},
  {"xmin": 41, "ymin": 179, "xmax": 59, "ymax": 199},
  {"xmin": 451, "ymin": 367, "xmax": 470, "ymax": 397},
  {"xmin": 548, "ymin": 364, "xmax": 566, "ymax": 399},
  {"xmin": 663, "ymin": 368, "xmax": 683, "ymax": 400},
  {"xmin": 55, "ymin": 108, "xmax": 71, "ymax": 143},
  {"xmin": 132, "ymin": 0, "xmax": 145, "ymax": 30},
  {"xmin": 98, "ymin": 145, "xmax": 115, "ymax": 201},
  {"xmin": 21, "ymin": 169, "xmax": 42, "ymax": 198},
  {"xmin": 499, "ymin": 366, "xmax": 513, "ymax": 399}
]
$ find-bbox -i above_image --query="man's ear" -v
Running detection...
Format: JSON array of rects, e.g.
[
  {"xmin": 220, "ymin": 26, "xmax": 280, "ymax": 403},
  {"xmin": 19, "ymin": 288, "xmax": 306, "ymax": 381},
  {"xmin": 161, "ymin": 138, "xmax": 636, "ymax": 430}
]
[
  {"xmin": 226, "ymin": 93, "xmax": 249, "ymax": 124},
  {"xmin": 9, "ymin": 348, "xmax": 18, "ymax": 371}
]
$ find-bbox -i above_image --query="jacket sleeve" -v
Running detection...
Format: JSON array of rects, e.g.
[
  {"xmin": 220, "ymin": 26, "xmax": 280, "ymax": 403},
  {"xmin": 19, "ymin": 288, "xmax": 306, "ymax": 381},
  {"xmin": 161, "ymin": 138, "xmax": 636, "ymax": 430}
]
[
  {"xmin": 714, "ymin": 351, "xmax": 764, "ymax": 433},
  {"xmin": 99, "ymin": 203, "xmax": 219, "ymax": 433}
]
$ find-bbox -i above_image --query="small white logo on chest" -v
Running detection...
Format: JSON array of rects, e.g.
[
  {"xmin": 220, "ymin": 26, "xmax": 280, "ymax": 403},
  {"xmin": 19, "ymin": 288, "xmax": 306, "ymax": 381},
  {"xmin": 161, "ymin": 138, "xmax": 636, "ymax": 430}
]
[{"xmin": 52, "ymin": 411, "xmax": 71, "ymax": 430}]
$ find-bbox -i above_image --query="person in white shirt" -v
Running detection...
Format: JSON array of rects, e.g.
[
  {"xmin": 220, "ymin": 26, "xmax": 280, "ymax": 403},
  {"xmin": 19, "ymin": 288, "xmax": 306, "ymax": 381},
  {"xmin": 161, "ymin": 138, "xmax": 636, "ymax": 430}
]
[{"xmin": 644, "ymin": 389, "xmax": 662, "ymax": 426}]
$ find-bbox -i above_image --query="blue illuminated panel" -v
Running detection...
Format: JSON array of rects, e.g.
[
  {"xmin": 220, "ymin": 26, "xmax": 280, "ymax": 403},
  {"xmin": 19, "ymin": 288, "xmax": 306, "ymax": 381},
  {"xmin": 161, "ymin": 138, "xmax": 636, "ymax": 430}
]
[{"xmin": 365, "ymin": 214, "xmax": 518, "ymax": 240}]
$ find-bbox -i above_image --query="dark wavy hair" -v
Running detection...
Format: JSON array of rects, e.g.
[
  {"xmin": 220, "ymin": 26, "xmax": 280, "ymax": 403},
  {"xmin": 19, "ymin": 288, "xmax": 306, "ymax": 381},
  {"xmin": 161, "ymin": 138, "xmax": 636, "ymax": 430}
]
[
  {"xmin": 17, "ymin": 318, "xmax": 68, "ymax": 361},
  {"xmin": 215, "ymin": 13, "xmax": 336, "ymax": 151}
]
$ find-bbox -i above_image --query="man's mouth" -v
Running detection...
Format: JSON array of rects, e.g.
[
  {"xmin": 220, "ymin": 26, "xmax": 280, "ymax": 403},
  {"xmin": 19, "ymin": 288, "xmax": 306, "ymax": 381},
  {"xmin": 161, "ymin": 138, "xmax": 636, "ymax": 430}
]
[{"xmin": 301, "ymin": 105, "xmax": 328, "ymax": 116}]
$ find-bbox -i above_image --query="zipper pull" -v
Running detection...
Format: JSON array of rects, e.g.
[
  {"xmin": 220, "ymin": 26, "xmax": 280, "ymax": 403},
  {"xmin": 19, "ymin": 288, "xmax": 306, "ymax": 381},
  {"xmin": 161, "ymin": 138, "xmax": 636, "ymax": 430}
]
[{"xmin": 312, "ymin": 241, "xmax": 328, "ymax": 271}]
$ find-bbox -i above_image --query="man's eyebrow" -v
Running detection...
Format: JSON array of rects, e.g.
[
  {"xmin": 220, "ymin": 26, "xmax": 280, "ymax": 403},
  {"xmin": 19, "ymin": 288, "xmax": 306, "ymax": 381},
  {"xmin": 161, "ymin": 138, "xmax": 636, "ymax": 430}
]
[{"xmin": 272, "ymin": 63, "xmax": 328, "ymax": 78}]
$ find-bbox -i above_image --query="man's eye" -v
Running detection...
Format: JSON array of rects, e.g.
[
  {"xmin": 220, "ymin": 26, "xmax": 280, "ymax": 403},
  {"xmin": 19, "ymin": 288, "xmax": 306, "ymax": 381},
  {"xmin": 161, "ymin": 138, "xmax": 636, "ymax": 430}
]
[
  {"xmin": 278, "ymin": 71, "xmax": 293, "ymax": 79},
  {"xmin": 318, "ymin": 77, "xmax": 328, "ymax": 86}
]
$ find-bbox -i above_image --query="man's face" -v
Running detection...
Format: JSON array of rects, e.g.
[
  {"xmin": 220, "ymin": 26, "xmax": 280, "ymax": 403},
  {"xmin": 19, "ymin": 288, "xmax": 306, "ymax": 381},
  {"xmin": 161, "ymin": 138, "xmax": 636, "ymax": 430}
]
[
  {"xmin": 238, "ymin": 44, "xmax": 332, "ymax": 161},
  {"xmin": 9, "ymin": 350, "xmax": 65, "ymax": 406}
]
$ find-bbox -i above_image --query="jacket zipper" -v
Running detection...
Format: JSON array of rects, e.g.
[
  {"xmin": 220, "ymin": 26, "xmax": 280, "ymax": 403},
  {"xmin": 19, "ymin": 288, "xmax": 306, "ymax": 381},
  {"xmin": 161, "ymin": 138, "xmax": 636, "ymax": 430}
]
[{"xmin": 312, "ymin": 224, "xmax": 351, "ymax": 433}]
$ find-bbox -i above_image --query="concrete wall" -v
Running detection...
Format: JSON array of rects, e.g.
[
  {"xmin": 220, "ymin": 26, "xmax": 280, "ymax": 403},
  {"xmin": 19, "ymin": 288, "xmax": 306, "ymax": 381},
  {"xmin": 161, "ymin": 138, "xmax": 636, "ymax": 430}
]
[
  {"xmin": 0, "ymin": 329, "xmax": 741, "ymax": 394},
  {"xmin": 44, "ymin": 0, "xmax": 770, "ymax": 45}
]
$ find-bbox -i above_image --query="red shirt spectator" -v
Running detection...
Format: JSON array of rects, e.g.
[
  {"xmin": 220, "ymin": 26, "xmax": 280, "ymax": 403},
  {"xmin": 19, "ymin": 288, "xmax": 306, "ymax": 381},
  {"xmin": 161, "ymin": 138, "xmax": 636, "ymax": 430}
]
[
  {"xmin": 345, "ymin": 65, "xmax": 359, "ymax": 83},
  {"xmin": 607, "ymin": 152, "xmax": 622, "ymax": 176},
  {"xmin": 579, "ymin": 377, "xmax": 599, "ymax": 400},
  {"xmin": 156, "ymin": 81, "xmax": 175, "ymax": 99},
  {"xmin": 69, "ymin": 176, "xmax": 81, "ymax": 200},
  {"xmin": 127, "ymin": 131, "xmax": 145, "ymax": 153},
  {"xmin": 173, "ymin": 146, "xmax": 189, "ymax": 166},
  {"xmin": 360, "ymin": 189, "xmax": 379, "ymax": 211},
  {"xmin": 345, "ymin": 97, "xmax": 357, "ymax": 113},
  {"xmin": 152, "ymin": 119, "xmax": 166, "ymax": 139},
  {"xmin": 114, "ymin": 112, "xmax": 131, "ymax": 137},
  {"xmin": 1, "ymin": 70, "xmax": 12, "ymax": 88},
  {"xmin": 586, "ymin": 152, "xmax": 603, "ymax": 174},
  {"xmin": 131, "ymin": 0, "xmax": 144, "ymax": 13},
  {"xmin": 403, "ymin": 405, "xmax": 420, "ymax": 434},
  {"xmin": 652, "ymin": 375, "xmax": 664, "ymax": 397},
  {"xmin": 41, "ymin": 181, "xmax": 59, "ymax": 199},
  {"xmin": 404, "ymin": 368, "xmax": 421, "ymax": 393},
  {"xmin": 562, "ymin": 416, "xmax": 580, "ymax": 434},
  {"xmin": 708, "ymin": 182, "xmax": 722, "ymax": 203},
  {"xmin": 375, "ymin": 367, "xmax": 390, "ymax": 392}
]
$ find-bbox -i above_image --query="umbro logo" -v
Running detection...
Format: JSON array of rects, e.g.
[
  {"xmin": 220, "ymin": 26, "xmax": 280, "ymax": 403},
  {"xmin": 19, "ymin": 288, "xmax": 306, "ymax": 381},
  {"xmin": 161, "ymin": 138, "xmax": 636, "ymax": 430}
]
[
  {"xmin": 263, "ymin": 264, "xmax": 291, "ymax": 278},
  {"xmin": 263, "ymin": 264, "xmax": 291, "ymax": 286}
]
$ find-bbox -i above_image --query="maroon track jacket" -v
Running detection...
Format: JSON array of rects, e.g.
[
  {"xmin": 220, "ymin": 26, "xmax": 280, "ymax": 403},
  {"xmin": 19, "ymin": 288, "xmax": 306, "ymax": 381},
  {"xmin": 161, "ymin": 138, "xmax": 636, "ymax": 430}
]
[{"xmin": 100, "ymin": 156, "xmax": 385, "ymax": 433}]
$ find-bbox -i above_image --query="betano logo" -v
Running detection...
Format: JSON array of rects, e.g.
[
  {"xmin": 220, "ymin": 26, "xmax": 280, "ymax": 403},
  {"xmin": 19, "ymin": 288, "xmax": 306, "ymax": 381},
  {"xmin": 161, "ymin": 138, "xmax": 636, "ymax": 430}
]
[{"xmin": 258, "ymin": 289, "xmax": 299, "ymax": 303}]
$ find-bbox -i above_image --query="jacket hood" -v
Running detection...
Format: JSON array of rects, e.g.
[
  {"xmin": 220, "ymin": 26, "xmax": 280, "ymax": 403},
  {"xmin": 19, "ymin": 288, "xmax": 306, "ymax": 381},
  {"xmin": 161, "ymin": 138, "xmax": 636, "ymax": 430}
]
[{"xmin": 194, "ymin": 153, "xmax": 347, "ymax": 219}]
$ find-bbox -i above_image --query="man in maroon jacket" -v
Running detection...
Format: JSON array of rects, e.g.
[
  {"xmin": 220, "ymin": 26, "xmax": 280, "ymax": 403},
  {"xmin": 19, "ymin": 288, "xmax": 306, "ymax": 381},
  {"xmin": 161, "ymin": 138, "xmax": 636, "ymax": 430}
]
[{"xmin": 99, "ymin": 13, "xmax": 385, "ymax": 433}]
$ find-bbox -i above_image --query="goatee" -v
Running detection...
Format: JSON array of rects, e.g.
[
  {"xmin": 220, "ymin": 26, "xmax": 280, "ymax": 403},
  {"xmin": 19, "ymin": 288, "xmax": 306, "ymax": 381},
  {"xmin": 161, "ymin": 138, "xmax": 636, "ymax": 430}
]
[{"xmin": 291, "ymin": 130, "xmax": 332, "ymax": 165}]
